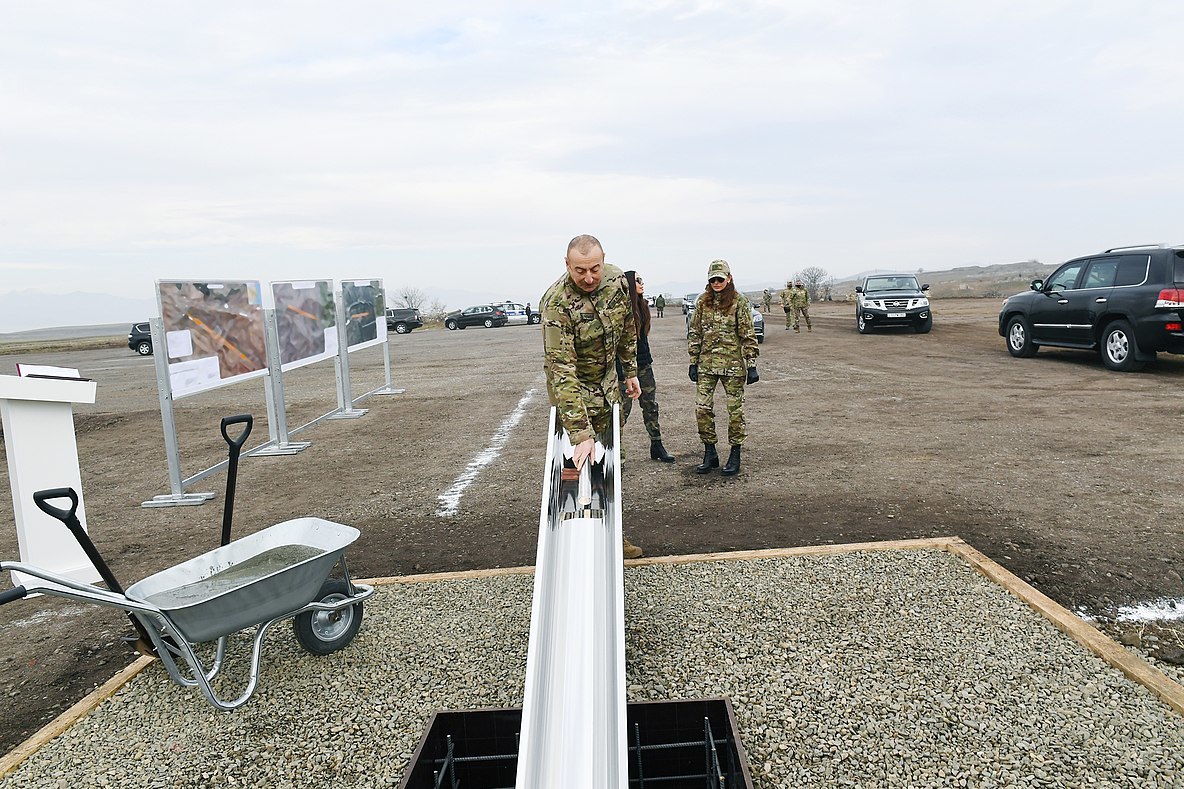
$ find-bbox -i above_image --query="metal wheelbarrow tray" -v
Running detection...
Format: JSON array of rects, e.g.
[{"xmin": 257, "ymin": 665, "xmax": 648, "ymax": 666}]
[
  {"xmin": 2, "ymin": 501, "xmax": 375, "ymax": 711},
  {"xmin": 126, "ymin": 517, "xmax": 361, "ymax": 644}
]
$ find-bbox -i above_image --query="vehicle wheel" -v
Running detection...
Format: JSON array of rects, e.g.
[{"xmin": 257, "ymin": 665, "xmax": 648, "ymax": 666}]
[
  {"xmin": 914, "ymin": 316, "xmax": 932, "ymax": 334},
  {"xmin": 136, "ymin": 340, "xmax": 153, "ymax": 356},
  {"xmin": 1100, "ymin": 320, "xmax": 1145, "ymax": 372},
  {"xmin": 394, "ymin": 322, "xmax": 409, "ymax": 334},
  {"xmin": 757, "ymin": 334, "xmax": 765, "ymax": 344},
  {"xmin": 856, "ymin": 312, "xmax": 870, "ymax": 334},
  {"xmin": 445, "ymin": 319, "xmax": 458, "ymax": 331},
  {"xmin": 294, "ymin": 579, "xmax": 364, "ymax": 656},
  {"xmin": 484, "ymin": 318, "xmax": 494, "ymax": 328},
  {"xmin": 1006, "ymin": 316, "xmax": 1037, "ymax": 358},
  {"xmin": 529, "ymin": 313, "xmax": 541, "ymax": 324}
]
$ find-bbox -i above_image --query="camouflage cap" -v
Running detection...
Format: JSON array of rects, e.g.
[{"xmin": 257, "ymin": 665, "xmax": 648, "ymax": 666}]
[{"xmin": 707, "ymin": 259, "xmax": 731, "ymax": 279}]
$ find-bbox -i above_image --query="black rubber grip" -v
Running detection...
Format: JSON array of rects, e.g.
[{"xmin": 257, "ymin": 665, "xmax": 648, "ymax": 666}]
[
  {"xmin": 0, "ymin": 586, "xmax": 28, "ymax": 605},
  {"xmin": 32, "ymin": 488, "xmax": 79, "ymax": 524},
  {"xmin": 220, "ymin": 414, "xmax": 253, "ymax": 451}
]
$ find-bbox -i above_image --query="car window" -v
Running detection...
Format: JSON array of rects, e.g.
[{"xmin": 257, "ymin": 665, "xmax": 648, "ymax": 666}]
[
  {"xmin": 1174, "ymin": 252, "xmax": 1184, "ymax": 285},
  {"xmin": 1114, "ymin": 254, "xmax": 1149, "ymax": 287},
  {"xmin": 1082, "ymin": 258, "xmax": 1118, "ymax": 289},
  {"xmin": 1045, "ymin": 262, "xmax": 1085, "ymax": 292}
]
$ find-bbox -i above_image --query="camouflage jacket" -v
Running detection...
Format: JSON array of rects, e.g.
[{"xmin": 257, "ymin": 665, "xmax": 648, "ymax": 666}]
[
  {"xmin": 779, "ymin": 288, "xmax": 792, "ymax": 306},
  {"xmin": 540, "ymin": 264, "xmax": 638, "ymax": 444},
  {"xmin": 687, "ymin": 291, "xmax": 758, "ymax": 375},
  {"xmin": 789, "ymin": 286, "xmax": 810, "ymax": 308}
]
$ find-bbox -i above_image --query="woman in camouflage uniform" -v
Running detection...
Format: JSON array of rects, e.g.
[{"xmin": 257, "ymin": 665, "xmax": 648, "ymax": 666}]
[{"xmin": 686, "ymin": 259, "xmax": 759, "ymax": 476}]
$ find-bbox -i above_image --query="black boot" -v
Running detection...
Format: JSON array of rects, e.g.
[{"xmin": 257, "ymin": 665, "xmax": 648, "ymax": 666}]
[
  {"xmin": 650, "ymin": 440, "xmax": 675, "ymax": 463},
  {"xmin": 720, "ymin": 445, "xmax": 741, "ymax": 476},
  {"xmin": 695, "ymin": 444, "xmax": 719, "ymax": 474}
]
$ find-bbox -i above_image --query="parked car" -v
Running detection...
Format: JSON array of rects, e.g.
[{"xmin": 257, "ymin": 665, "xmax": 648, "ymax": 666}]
[
  {"xmin": 854, "ymin": 274, "xmax": 932, "ymax": 334},
  {"xmin": 444, "ymin": 305, "xmax": 509, "ymax": 330},
  {"xmin": 682, "ymin": 293, "xmax": 698, "ymax": 314},
  {"xmin": 998, "ymin": 244, "xmax": 1184, "ymax": 372},
  {"xmin": 685, "ymin": 301, "xmax": 765, "ymax": 344},
  {"xmin": 385, "ymin": 307, "xmax": 423, "ymax": 334},
  {"xmin": 494, "ymin": 301, "xmax": 541, "ymax": 325},
  {"xmin": 127, "ymin": 322, "xmax": 152, "ymax": 355}
]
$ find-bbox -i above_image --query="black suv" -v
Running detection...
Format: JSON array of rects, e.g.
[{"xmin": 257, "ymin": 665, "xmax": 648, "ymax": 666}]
[
  {"xmin": 855, "ymin": 274, "xmax": 932, "ymax": 333},
  {"xmin": 127, "ymin": 322, "xmax": 152, "ymax": 355},
  {"xmin": 998, "ymin": 245, "xmax": 1184, "ymax": 372},
  {"xmin": 385, "ymin": 308, "xmax": 423, "ymax": 334}
]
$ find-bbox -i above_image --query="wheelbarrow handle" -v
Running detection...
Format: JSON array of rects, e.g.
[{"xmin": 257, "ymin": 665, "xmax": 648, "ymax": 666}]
[
  {"xmin": 33, "ymin": 488, "xmax": 79, "ymax": 524},
  {"xmin": 220, "ymin": 414, "xmax": 253, "ymax": 452},
  {"xmin": 0, "ymin": 586, "xmax": 27, "ymax": 605}
]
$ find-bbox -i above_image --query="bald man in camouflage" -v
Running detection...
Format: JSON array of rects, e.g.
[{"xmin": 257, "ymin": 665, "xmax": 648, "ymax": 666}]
[{"xmin": 540, "ymin": 234, "xmax": 644, "ymax": 558}]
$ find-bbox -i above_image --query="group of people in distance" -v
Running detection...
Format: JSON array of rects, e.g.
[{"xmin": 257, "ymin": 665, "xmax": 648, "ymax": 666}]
[{"xmin": 539, "ymin": 234, "xmax": 759, "ymax": 559}]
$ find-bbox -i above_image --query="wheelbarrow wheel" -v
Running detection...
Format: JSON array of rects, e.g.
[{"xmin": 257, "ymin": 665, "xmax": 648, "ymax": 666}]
[{"xmin": 293, "ymin": 579, "xmax": 364, "ymax": 656}]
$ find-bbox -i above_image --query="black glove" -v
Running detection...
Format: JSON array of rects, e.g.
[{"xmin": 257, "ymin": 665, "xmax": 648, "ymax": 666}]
[
  {"xmin": 746, "ymin": 366, "xmax": 759, "ymax": 384},
  {"xmin": 688, "ymin": 364, "xmax": 698, "ymax": 382}
]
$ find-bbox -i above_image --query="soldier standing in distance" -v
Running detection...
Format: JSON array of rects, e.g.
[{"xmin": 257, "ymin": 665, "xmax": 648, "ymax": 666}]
[
  {"xmin": 790, "ymin": 279, "xmax": 812, "ymax": 332},
  {"xmin": 779, "ymin": 280, "xmax": 793, "ymax": 330},
  {"xmin": 762, "ymin": 288, "xmax": 773, "ymax": 314},
  {"xmin": 655, "ymin": 293, "xmax": 665, "ymax": 317},
  {"xmin": 540, "ymin": 234, "xmax": 644, "ymax": 559},
  {"xmin": 687, "ymin": 260, "xmax": 760, "ymax": 476}
]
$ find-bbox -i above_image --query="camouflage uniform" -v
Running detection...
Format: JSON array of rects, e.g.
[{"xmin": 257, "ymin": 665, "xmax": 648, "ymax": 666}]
[
  {"xmin": 789, "ymin": 283, "xmax": 811, "ymax": 331},
  {"xmin": 687, "ymin": 290, "xmax": 759, "ymax": 446},
  {"xmin": 541, "ymin": 263, "xmax": 638, "ymax": 445},
  {"xmin": 779, "ymin": 282, "xmax": 793, "ymax": 328},
  {"xmin": 620, "ymin": 365, "xmax": 661, "ymax": 441},
  {"xmin": 761, "ymin": 289, "xmax": 772, "ymax": 313}
]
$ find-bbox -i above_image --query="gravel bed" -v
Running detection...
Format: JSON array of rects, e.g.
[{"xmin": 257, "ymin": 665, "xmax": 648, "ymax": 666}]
[{"xmin": 3, "ymin": 549, "xmax": 1183, "ymax": 788}]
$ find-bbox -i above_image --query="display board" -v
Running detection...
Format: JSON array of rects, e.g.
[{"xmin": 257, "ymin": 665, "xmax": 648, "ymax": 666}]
[
  {"xmin": 340, "ymin": 279, "xmax": 387, "ymax": 351},
  {"xmin": 267, "ymin": 280, "xmax": 339, "ymax": 372},
  {"xmin": 157, "ymin": 280, "xmax": 268, "ymax": 398}
]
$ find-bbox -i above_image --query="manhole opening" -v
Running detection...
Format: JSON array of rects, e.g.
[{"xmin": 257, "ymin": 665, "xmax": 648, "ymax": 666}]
[{"xmin": 400, "ymin": 697, "xmax": 753, "ymax": 789}]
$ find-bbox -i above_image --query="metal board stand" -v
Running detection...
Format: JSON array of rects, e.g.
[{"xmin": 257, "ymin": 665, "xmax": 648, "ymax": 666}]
[
  {"xmin": 328, "ymin": 287, "xmax": 367, "ymax": 420},
  {"xmin": 251, "ymin": 308, "xmax": 310, "ymax": 457},
  {"xmin": 142, "ymin": 316, "xmax": 215, "ymax": 507}
]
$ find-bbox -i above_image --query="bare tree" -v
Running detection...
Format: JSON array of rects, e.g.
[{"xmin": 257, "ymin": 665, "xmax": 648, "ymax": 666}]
[
  {"xmin": 423, "ymin": 298, "xmax": 449, "ymax": 321},
  {"xmin": 798, "ymin": 266, "xmax": 829, "ymax": 301},
  {"xmin": 392, "ymin": 286, "xmax": 428, "ymax": 309}
]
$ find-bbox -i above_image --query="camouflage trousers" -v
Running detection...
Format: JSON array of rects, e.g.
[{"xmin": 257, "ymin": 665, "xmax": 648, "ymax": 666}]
[
  {"xmin": 783, "ymin": 306, "xmax": 793, "ymax": 327},
  {"xmin": 619, "ymin": 363, "xmax": 663, "ymax": 442},
  {"xmin": 583, "ymin": 395, "xmax": 627, "ymax": 464},
  {"xmin": 695, "ymin": 373, "xmax": 746, "ymax": 446},
  {"xmin": 791, "ymin": 306, "xmax": 811, "ymax": 330}
]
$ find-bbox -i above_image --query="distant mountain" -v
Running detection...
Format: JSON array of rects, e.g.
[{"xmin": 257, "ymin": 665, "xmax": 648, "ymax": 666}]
[{"xmin": 0, "ymin": 290, "xmax": 156, "ymax": 334}]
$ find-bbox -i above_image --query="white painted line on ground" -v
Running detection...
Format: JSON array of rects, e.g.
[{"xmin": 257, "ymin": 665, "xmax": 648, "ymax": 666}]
[
  {"xmin": 1076, "ymin": 597, "xmax": 1184, "ymax": 623},
  {"xmin": 1115, "ymin": 598, "xmax": 1184, "ymax": 623},
  {"xmin": 436, "ymin": 388, "xmax": 537, "ymax": 517}
]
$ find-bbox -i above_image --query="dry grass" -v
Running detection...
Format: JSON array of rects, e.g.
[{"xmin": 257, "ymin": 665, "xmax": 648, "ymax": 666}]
[{"xmin": 0, "ymin": 335, "xmax": 126, "ymax": 356}]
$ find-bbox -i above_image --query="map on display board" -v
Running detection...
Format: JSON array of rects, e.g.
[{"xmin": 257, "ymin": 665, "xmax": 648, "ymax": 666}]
[
  {"xmin": 341, "ymin": 279, "xmax": 387, "ymax": 351},
  {"xmin": 267, "ymin": 280, "xmax": 339, "ymax": 372},
  {"xmin": 157, "ymin": 280, "xmax": 268, "ymax": 398}
]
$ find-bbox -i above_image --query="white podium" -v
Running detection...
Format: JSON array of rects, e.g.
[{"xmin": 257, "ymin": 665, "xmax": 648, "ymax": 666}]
[{"xmin": 0, "ymin": 374, "xmax": 102, "ymax": 588}]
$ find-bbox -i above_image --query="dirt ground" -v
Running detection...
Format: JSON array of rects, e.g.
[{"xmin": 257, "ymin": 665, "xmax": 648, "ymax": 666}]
[{"xmin": 1, "ymin": 297, "xmax": 1182, "ymax": 756}]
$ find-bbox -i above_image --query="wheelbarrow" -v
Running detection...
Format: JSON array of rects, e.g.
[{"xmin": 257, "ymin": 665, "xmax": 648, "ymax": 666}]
[{"xmin": 0, "ymin": 416, "xmax": 375, "ymax": 711}]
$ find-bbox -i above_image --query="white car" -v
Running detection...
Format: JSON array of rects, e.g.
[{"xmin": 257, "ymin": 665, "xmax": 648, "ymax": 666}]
[{"xmin": 494, "ymin": 301, "xmax": 541, "ymax": 326}]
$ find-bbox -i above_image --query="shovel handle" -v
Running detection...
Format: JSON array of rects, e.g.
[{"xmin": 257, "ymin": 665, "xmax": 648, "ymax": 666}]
[
  {"xmin": 33, "ymin": 488, "xmax": 80, "ymax": 525},
  {"xmin": 0, "ymin": 586, "xmax": 27, "ymax": 605},
  {"xmin": 220, "ymin": 414, "xmax": 253, "ymax": 453}
]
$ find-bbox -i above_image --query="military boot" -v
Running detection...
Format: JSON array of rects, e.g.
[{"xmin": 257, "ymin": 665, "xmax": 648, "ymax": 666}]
[
  {"xmin": 650, "ymin": 440, "xmax": 675, "ymax": 463},
  {"xmin": 695, "ymin": 444, "xmax": 719, "ymax": 474},
  {"xmin": 720, "ymin": 445, "xmax": 742, "ymax": 476},
  {"xmin": 623, "ymin": 537, "xmax": 644, "ymax": 560}
]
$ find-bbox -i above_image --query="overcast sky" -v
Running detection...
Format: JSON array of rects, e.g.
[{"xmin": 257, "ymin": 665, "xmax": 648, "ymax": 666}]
[{"xmin": 2, "ymin": 1, "xmax": 1180, "ymax": 305}]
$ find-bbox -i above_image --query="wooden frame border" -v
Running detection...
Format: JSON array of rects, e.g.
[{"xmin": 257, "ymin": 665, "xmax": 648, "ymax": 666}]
[{"xmin": 4, "ymin": 535, "xmax": 1181, "ymax": 777}]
